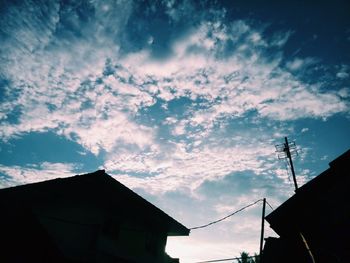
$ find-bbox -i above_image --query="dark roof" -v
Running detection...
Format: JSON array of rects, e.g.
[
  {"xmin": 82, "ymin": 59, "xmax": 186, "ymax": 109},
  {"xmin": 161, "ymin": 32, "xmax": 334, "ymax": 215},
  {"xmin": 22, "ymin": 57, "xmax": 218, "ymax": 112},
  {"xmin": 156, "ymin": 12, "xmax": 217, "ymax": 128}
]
[
  {"xmin": 0, "ymin": 170, "xmax": 190, "ymax": 236},
  {"xmin": 265, "ymin": 149, "xmax": 350, "ymax": 236},
  {"xmin": 0, "ymin": 201, "xmax": 65, "ymax": 262}
]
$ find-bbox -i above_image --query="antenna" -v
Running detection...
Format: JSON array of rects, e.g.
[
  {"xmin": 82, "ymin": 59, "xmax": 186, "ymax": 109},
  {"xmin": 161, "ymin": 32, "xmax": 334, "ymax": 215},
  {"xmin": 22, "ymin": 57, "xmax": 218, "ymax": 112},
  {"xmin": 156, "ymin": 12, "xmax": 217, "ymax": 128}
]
[
  {"xmin": 275, "ymin": 137, "xmax": 299, "ymax": 192},
  {"xmin": 275, "ymin": 138, "xmax": 315, "ymax": 262}
]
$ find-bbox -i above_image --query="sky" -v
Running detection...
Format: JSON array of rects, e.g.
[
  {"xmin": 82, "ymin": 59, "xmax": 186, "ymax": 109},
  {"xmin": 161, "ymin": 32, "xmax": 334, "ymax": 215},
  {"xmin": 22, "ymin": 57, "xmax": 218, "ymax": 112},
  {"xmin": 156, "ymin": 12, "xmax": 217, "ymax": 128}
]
[{"xmin": 0, "ymin": 0, "xmax": 349, "ymax": 262}]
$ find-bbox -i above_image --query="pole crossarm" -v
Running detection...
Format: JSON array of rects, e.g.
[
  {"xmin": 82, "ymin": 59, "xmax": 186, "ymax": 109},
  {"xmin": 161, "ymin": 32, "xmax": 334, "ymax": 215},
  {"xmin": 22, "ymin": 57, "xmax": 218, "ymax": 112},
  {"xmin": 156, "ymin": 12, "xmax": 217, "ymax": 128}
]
[{"xmin": 275, "ymin": 137, "xmax": 299, "ymax": 191}]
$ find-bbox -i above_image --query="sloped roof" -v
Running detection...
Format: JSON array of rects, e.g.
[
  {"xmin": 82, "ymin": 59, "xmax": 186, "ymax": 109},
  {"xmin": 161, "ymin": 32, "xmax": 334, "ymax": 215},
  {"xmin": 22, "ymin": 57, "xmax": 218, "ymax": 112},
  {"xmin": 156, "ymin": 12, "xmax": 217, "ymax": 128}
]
[
  {"xmin": 0, "ymin": 170, "xmax": 190, "ymax": 236},
  {"xmin": 0, "ymin": 201, "xmax": 65, "ymax": 262},
  {"xmin": 265, "ymin": 149, "xmax": 350, "ymax": 236}
]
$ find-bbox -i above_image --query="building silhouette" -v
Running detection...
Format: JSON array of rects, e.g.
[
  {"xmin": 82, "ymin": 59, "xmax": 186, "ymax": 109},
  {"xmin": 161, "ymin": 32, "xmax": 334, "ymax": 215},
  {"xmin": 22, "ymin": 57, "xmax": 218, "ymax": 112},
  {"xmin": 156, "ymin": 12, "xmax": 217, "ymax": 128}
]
[
  {"xmin": 263, "ymin": 149, "xmax": 350, "ymax": 263},
  {"xmin": 0, "ymin": 170, "xmax": 189, "ymax": 263}
]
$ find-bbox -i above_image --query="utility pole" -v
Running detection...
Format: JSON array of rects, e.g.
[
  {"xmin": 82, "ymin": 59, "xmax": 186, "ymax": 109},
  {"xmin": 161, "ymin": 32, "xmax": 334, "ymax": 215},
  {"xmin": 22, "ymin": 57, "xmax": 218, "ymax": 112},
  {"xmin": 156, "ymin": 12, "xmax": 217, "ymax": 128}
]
[
  {"xmin": 275, "ymin": 137, "xmax": 298, "ymax": 192},
  {"xmin": 284, "ymin": 137, "xmax": 298, "ymax": 191},
  {"xmin": 275, "ymin": 137, "xmax": 316, "ymax": 262},
  {"xmin": 259, "ymin": 198, "xmax": 266, "ymax": 261}
]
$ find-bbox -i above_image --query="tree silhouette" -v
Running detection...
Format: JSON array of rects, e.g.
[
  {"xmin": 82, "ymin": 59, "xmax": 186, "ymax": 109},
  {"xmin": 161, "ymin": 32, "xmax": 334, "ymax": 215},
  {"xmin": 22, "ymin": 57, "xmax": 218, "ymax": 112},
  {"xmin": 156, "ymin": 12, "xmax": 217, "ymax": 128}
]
[{"xmin": 237, "ymin": 252, "xmax": 260, "ymax": 263}]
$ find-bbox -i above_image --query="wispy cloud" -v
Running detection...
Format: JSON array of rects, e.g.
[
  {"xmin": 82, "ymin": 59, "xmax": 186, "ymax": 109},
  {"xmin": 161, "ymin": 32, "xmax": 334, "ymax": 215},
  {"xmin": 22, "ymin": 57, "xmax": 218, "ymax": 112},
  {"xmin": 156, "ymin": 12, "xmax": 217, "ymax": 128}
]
[
  {"xmin": 0, "ymin": 162, "xmax": 78, "ymax": 188},
  {"xmin": 1, "ymin": 1, "xmax": 348, "ymax": 261},
  {"xmin": 107, "ymin": 138, "xmax": 278, "ymax": 195},
  {"xmin": 336, "ymin": 65, "xmax": 349, "ymax": 79},
  {"xmin": 1, "ymin": 7, "xmax": 348, "ymax": 193}
]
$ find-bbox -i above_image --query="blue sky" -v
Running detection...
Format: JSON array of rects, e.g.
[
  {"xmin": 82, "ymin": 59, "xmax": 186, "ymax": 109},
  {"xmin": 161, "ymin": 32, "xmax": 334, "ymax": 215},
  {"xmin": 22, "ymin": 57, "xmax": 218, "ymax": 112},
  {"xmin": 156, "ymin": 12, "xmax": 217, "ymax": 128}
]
[{"xmin": 0, "ymin": 0, "xmax": 349, "ymax": 261}]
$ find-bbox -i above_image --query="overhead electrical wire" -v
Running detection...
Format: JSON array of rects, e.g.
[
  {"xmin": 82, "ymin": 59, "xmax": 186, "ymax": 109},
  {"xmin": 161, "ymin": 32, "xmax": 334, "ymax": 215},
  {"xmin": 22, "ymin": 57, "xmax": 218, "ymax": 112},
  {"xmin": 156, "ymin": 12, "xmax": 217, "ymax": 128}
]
[
  {"xmin": 39, "ymin": 198, "xmax": 275, "ymax": 232},
  {"xmin": 195, "ymin": 255, "xmax": 258, "ymax": 263},
  {"xmin": 191, "ymin": 198, "xmax": 276, "ymax": 262},
  {"xmin": 265, "ymin": 199, "xmax": 274, "ymax": 211},
  {"xmin": 190, "ymin": 199, "xmax": 264, "ymax": 230}
]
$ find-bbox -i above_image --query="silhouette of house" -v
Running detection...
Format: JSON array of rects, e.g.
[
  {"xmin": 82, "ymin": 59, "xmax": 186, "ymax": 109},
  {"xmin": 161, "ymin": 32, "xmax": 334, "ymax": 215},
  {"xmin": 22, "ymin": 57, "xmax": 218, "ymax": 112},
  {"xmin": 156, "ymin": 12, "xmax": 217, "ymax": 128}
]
[
  {"xmin": 0, "ymin": 170, "xmax": 189, "ymax": 263},
  {"xmin": 263, "ymin": 149, "xmax": 350, "ymax": 263}
]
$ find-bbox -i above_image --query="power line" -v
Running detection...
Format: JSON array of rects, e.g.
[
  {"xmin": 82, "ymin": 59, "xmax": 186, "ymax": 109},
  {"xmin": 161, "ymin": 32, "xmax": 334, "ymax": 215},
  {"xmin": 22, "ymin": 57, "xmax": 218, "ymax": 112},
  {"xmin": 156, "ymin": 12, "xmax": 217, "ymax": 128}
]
[
  {"xmin": 265, "ymin": 200, "xmax": 274, "ymax": 210},
  {"xmin": 195, "ymin": 255, "xmax": 258, "ymax": 263},
  {"xmin": 190, "ymin": 199, "xmax": 263, "ymax": 230}
]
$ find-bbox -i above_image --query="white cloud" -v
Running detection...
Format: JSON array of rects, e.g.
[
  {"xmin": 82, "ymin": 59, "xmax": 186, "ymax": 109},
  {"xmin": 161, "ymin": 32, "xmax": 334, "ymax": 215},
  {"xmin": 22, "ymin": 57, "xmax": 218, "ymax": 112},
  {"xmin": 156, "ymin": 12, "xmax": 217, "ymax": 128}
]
[
  {"xmin": 1, "ymin": 5, "xmax": 348, "ymax": 199},
  {"xmin": 0, "ymin": 82, "xmax": 156, "ymax": 154},
  {"xmin": 64, "ymin": 112, "xmax": 156, "ymax": 155},
  {"xmin": 0, "ymin": 162, "xmax": 78, "ymax": 188},
  {"xmin": 337, "ymin": 72, "xmax": 349, "ymax": 79},
  {"xmin": 286, "ymin": 58, "xmax": 304, "ymax": 71},
  {"xmin": 320, "ymin": 155, "xmax": 328, "ymax": 161},
  {"xmin": 117, "ymin": 21, "xmax": 348, "ymax": 127},
  {"xmin": 338, "ymin": 88, "xmax": 349, "ymax": 98},
  {"xmin": 1, "ymin": 3, "xmax": 348, "ymax": 263},
  {"xmin": 285, "ymin": 57, "xmax": 317, "ymax": 71},
  {"xmin": 270, "ymin": 31, "xmax": 293, "ymax": 47},
  {"xmin": 106, "ymin": 139, "xmax": 276, "ymax": 195},
  {"xmin": 2, "ymin": 16, "xmax": 348, "ymax": 155},
  {"xmin": 258, "ymin": 88, "xmax": 347, "ymax": 120},
  {"xmin": 172, "ymin": 120, "xmax": 188, "ymax": 136},
  {"xmin": 2, "ymin": 14, "xmax": 344, "ymax": 203},
  {"xmin": 336, "ymin": 65, "xmax": 349, "ymax": 79}
]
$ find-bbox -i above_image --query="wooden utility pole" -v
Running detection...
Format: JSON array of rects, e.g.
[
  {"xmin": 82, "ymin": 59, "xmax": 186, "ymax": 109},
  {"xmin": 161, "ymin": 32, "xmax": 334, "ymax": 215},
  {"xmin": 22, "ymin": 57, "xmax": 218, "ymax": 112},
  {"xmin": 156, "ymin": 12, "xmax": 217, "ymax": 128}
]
[
  {"xmin": 275, "ymin": 137, "xmax": 299, "ymax": 192},
  {"xmin": 275, "ymin": 137, "xmax": 315, "ymax": 262},
  {"xmin": 284, "ymin": 137, "xmax": 298, "ymax": 191},
  {"xmin": 259, "ymin": 198, "xmax": 266, "ymax": 260}
]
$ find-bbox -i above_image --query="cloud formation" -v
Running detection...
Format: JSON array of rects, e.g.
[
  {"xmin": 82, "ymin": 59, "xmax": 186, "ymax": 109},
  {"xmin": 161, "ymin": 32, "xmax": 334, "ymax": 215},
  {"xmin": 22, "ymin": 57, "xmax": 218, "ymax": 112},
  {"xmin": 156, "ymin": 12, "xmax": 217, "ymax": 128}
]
[
  {"xmin": 1, "ymin": 1, "xmax": 349, "ymax": 262},
  {"xmin": 0, "ymin": 162, "xmax": 78, "ymax": 188},
  {"xmin": 0, "ymin": 1, "xmax": 348, "ymax": 194}
]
